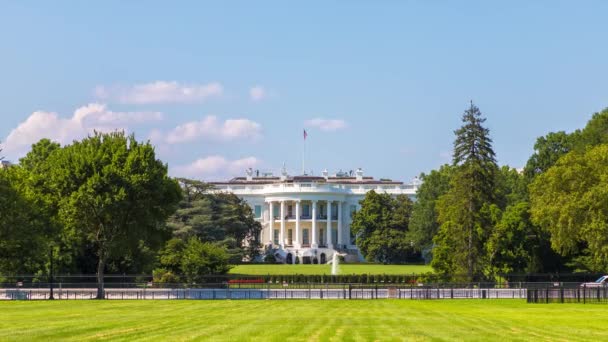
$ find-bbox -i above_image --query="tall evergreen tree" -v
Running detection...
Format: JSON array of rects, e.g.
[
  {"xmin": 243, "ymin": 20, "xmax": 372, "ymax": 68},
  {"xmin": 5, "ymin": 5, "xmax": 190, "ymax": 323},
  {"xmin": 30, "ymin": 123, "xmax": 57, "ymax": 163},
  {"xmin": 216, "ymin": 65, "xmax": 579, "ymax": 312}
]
[{"xmin": 433, "ymin": 102, "xmax": 498, "ymax": 280}]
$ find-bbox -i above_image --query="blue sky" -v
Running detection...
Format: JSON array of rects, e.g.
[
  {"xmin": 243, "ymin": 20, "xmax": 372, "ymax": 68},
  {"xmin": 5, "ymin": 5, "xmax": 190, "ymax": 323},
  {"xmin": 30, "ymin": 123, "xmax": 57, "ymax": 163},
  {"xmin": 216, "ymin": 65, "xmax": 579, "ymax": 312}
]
[{"xmin": 1, "ymin": 1, "xmax": 607, "ymax": 181}]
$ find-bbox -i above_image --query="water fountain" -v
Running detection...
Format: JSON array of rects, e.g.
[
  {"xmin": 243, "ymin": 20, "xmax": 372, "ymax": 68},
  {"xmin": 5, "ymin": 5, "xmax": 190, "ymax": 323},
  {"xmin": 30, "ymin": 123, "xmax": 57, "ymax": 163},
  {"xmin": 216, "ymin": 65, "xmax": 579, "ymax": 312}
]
[{"xmin": 330, "ymin": 252, "xmax": 346, "ymax": 275}]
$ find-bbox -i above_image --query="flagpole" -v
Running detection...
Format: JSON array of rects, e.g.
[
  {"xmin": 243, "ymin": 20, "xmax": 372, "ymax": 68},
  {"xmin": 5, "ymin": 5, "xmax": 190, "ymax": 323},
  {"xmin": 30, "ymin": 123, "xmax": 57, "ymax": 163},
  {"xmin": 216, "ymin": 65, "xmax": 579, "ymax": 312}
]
[{"xmin": 302, "ymin": 130, "xmax": 305, "ymax": 175}]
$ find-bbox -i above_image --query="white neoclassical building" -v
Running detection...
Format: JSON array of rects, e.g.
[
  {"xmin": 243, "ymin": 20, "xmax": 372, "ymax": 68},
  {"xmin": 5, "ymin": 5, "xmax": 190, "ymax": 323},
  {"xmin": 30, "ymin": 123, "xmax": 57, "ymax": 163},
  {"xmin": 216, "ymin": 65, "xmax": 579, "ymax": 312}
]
[{"xmin": 209, "ymin": 168, "xmax": 419, "ymax": 264}]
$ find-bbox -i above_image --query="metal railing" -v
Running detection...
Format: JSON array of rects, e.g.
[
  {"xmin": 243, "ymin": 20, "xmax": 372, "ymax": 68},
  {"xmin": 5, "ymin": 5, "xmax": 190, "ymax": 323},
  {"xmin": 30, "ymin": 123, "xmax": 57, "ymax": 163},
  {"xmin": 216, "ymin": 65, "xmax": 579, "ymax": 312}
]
[{"xmin": 527, "ymin": 284, "xmax": 608, "ymax": 304}]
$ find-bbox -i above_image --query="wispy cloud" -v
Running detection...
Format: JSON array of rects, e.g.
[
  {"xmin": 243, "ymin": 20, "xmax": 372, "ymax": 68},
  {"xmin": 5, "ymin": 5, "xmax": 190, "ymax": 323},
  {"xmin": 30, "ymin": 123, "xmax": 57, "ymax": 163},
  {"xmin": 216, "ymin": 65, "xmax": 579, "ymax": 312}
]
[
  {"xmin": 157, "ymin": 115, "xmax": 262, "ymax": 144},
  {"xmin": 305, "ymin": 118, "xmax": 347, "ymax": 131},
  {"xmin": 172, "ymin": 155, "xmax": 260, "ymax": 180},
  {"xmin": 2, "ymin": 103, "xmax": 162, "ymax": 158},
  {"xmin": 95, "ymin": 81, "xmax": 223, "ymax": 104},
  {"xmin": 249, "ymin": 85, "xmax": 266, "ymax": 102}
]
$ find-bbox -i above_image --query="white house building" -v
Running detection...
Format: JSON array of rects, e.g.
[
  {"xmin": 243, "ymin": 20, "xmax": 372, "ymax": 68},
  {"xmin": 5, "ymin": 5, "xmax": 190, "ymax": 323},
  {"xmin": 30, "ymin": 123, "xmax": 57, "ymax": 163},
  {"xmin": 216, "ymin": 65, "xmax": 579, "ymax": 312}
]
[{"xmin": 208, "ymin": 168, "xmax": 419, "ymax": 264}]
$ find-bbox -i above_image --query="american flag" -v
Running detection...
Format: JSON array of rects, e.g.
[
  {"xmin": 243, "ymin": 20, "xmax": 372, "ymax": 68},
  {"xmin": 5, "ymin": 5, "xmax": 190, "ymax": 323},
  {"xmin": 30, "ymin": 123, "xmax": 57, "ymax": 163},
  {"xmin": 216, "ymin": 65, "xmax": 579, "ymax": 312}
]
[{"xmin": 303, "ymin": 129, "xmax": 308, "ymax": 140}]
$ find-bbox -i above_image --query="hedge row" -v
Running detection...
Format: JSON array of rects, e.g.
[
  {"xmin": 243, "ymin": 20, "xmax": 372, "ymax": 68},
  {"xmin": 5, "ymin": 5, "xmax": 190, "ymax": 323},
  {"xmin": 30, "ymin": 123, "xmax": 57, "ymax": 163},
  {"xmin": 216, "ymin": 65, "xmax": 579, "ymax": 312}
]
[{"xmin": 234, "ymin": 273, "xmax": 445, "ymax": 284}]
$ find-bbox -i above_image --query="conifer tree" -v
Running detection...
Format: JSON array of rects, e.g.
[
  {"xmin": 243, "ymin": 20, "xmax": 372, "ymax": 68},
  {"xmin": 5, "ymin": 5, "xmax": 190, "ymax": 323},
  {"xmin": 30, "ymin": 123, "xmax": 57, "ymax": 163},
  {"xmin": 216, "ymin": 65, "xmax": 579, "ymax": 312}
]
[{"xmin": 432, "ymin": 102, "xmax": 498, "ymax": 280}]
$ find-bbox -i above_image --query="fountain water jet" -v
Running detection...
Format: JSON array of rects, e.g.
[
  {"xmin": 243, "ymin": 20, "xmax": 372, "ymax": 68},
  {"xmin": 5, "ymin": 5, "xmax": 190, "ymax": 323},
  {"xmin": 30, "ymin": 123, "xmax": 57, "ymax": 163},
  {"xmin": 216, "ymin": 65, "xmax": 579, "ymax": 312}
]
[{"xmin": 330, "ymin": 252, "xmax": 346, "ymax": 275}]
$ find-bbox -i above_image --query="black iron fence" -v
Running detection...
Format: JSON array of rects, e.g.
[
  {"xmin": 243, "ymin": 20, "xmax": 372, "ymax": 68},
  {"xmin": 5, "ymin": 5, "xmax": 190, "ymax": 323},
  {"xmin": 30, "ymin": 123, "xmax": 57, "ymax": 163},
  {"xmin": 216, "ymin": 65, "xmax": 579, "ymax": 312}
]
[
  {"xmin": 527, "ymin": 285, "xmax": 608, "ymax": 304},
  {"xmin": 2, "ymin": 272, "xmax": 605, "ymax": 288},
  {"xmin": 0, "ymin": 283, "xmax": 529, "ymax": 301}
]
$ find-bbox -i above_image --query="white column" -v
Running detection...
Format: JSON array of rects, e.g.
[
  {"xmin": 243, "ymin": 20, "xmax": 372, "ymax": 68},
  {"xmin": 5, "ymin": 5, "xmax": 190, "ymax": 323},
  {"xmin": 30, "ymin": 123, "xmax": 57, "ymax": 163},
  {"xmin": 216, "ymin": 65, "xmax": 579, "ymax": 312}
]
[
  {"xmin": 326, "ymin": 200, "xmax": 332, "ymax": 248},
  {"xmin": 295, "ymin": 200, "xmax": 301, "ymax": 248},
  {"xmin": 312, "ymin": 200, "xmax": 318, "ymax": 248},
  {"xmin": 268, "ymin": 201, "xmax": 274, "ymax": 245},
  {"xmin": 280, "ymin": 201, "xmax": 286, "ymax": 248},
  {"xmin": 337, "ymin": 201, "xmax": 343, "ymax": 248}
]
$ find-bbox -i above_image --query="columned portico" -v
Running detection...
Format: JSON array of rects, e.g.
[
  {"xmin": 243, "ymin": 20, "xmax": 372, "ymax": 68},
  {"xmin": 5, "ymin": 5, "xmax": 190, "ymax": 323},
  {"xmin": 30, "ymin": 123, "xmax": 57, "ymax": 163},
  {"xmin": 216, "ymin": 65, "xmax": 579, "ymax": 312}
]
[
  {"xmin": 326, "ymin": 200, "xmax": 333, "ymax": 249},
  {"xmin": 268, "ymin": 201, "xmax": 274, "ymax": 245},
  {"xmin": 312, "ymin": 200, "xmax": 318, "ymax": 248},
  {"xmin": 280, "ymin": 200, "xmax": 285, "ymax": 248},
  {"xmin": 337, "ymin": 201, "xmax": 343, "ymax": 248},
  {"xmin": 295, "ymin": 200, "xmax": 301, "ymax": 248}
]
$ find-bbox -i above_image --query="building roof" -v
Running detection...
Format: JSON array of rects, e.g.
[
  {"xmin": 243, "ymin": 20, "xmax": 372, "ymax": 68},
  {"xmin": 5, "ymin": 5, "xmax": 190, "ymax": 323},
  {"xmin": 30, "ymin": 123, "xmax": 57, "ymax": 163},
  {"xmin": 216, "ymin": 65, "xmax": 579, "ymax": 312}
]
[{"xmin": 208, "ymin": 175, "xmax": 404, "ymax": 186}]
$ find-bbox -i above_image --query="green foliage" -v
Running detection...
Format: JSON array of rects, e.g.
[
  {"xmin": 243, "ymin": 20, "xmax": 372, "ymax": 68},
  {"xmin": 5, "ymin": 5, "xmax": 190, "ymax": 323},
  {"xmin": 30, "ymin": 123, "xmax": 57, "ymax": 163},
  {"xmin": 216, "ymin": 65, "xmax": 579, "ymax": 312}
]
[
  {"xmin": 0, "ymin": 167, "xmax": 48, "ymax": 275},
  {"xmin": 351, "ymin": 191, "xmax": 415, "ymax": 263},
  {"xmin": 180, "ymin": 238, "xmax": 232, "ymax": 283},
  {"xmin": 576, "ymin": 107, "xmax": 608, "ymax": 148},
  {"xmin": 523, "ymin": 131, "xmax": 575, "ymax": 181},
  {"xmin": 156, "ymin": 237, "xmax": 232, "ymax": 283},
  {"xmin": 484, "ymin": 202, "xmax": 537, "ymax": 275},
  {"xmin": 408, "ymin": 164, "xmax": 454, "ymax": 251},
  {"xmin": 530, "ymin": 144, "xmax": 608, "ymax": 272},
  {"xmin": 42, "ymin": 132, "xmax": 182, "ymax": 297},
  {"xmin": 167, "ymin": 178, "xmax": 262, "ymax": 262},
  {"xmin": 433, "ymin": 103, "xmax": 498, "ymax": 280}
]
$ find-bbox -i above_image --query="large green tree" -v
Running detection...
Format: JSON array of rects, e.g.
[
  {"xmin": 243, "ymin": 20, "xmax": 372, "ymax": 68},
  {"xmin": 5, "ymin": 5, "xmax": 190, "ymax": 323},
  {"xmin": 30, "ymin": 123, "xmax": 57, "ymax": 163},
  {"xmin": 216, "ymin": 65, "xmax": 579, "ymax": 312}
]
[
  {"xmin": 433, "ymin": 102, "xmax": 498, "ymax": 280},
  {"xmin": 167, "ymin": 178, "xmax": 262, "ymax": 262},
  {"xmin": 0, "ymin": 167, "xmax": 48, "ymax": 276},
  {"xmin": 530, "ymin": 144, "xmax": 608, "ymax": 272},
  {"xmin": 351, "ymin": 191, "xmax": 415, "ymax": 263},
  {"xmin": 45, "ymin": 132, "xmax": 182, "ymax": 298}
]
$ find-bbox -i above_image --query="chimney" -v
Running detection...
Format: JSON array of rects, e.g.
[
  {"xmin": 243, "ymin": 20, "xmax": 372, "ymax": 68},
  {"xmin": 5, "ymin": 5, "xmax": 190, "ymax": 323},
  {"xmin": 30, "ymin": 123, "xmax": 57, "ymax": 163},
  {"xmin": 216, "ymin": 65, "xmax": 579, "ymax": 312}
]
[
  {"xmin": 322, "ymin": 169, "xmax": 329, "ymax": 180},
  {"xmin": 246, "ymin": 168, "xmax": 253, "ymax": 181}
]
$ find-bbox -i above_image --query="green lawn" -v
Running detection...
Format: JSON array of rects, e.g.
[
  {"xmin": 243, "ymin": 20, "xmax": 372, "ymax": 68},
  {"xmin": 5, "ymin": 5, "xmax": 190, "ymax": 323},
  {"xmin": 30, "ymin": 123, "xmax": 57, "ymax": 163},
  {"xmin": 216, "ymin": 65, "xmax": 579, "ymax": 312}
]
[
  {"xmin": 1, "ymin": 300, "xmax": 606, "ymax": 341},
  {"xmin": 229, "ymin": 264, "xmax": 432, "ymax": 275}
]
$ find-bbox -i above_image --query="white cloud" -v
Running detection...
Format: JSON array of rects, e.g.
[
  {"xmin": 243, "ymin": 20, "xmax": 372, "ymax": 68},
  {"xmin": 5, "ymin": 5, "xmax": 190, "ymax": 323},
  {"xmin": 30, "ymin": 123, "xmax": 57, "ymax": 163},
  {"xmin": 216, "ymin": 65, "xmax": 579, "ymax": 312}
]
[
  {"xmin": 305, "ymin": 118, "xmax": 347, "ymax": 131},
  {"xmin": 249, "ymin": 86, "xmax": 266, "ymax": 102},
  {"xmin": 95, "ymin": 81, "xmax": 223, "ymax": 104},
  {"xmin": 172, "ymin": 155, "xmax": 260, "ymax": 180},
  {"xmin": 2, "ymin": 103, "xmax": 162, "ymax": 158},
  {"xmin": 164, "ymin": 116, "xmax": 262, "ymax": 144}
]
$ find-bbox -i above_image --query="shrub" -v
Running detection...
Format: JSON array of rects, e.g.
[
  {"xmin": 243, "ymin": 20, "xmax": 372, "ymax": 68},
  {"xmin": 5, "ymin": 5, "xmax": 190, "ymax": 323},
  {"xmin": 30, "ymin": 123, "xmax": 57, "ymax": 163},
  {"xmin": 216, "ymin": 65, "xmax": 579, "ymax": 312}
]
[
  {"xmin": 152, "ymin": 268, "xmax": 181, "ymax": 284},
  {"xmin": 264, "ymin": 254, "xmax": 277, "ymax": 264}
]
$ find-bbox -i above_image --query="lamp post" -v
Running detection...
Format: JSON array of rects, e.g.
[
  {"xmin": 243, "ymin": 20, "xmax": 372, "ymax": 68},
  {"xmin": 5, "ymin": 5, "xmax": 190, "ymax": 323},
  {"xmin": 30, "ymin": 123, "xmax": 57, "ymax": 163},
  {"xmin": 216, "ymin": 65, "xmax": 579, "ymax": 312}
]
[{"xmin": 49, "ymin": 246, "xmax": 54, "ymax": 300}]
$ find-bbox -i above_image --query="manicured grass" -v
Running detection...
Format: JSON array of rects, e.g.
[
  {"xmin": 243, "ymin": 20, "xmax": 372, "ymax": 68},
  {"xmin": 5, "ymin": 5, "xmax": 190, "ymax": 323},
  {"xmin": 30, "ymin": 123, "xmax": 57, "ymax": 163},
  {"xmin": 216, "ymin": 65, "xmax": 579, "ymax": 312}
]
[
  {"xmin": 229, "ymin": 264, "xmax": 433, "ymax": 275},
  {"xmin": 1, "ymin": 300, "xmax": 607, "ymax": 341}
]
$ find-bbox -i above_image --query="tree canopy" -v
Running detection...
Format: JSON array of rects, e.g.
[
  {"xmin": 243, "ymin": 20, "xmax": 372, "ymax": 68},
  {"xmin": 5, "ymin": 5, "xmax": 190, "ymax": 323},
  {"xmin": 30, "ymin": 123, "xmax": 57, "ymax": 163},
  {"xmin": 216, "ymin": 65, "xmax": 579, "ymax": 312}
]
[
  {"xmin": 530, "ymin": 144, "xmax": 608, "ymax": 272},
  {"xmin": 44, "ymin": 132, "xmax": 182, "ymax": 298},
  {"xmin": 407, "ymin": 164, "xmax": 453, "ymax": 254},
  {"xmin": 351, "ymin": 191, "xmax": 415, "ymax": 263},
  {"xmin": 167, "ymin": 178, "xmax": 262, "ymax": 263}
]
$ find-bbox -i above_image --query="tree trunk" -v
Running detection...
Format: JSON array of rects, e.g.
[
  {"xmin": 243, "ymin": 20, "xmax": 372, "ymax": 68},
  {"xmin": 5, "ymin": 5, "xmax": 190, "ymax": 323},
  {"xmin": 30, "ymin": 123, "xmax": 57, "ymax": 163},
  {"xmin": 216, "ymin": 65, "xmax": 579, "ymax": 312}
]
[
  {"xmin": 96, "ymin": 254, "xmax": 106, "ymax": 299},
  {"xmin": 468, "ymin": 198, "xmax": 474, "ymax": 282}
]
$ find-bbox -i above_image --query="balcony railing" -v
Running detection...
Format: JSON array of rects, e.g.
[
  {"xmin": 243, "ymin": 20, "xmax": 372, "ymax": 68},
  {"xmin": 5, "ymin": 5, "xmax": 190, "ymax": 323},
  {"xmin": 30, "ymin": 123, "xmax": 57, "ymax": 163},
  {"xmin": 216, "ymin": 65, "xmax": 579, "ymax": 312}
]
[{"xmin": 210, "ymin": 182, "xmax": 418, "ymax": 195}]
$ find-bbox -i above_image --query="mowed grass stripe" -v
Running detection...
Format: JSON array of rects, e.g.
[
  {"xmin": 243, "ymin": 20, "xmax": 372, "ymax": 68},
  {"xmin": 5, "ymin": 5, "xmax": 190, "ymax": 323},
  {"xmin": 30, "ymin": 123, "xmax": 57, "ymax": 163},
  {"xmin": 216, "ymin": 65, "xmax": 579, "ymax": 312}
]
[
  {"xmin": 228, "ymin": 264, "xmax": 433, "ymax": 275},
  {"xmin": 1, "ymin": 300, "xmax": 608, "ymax": 341}
]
